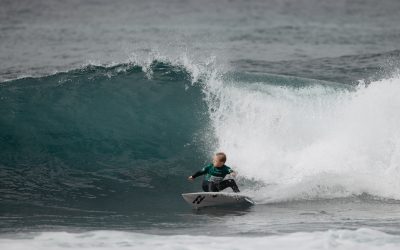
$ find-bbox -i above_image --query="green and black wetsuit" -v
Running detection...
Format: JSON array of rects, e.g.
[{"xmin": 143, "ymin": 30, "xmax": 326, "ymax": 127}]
[{"xmin": 192, "ymin": 163, "xmax": 240, "ymax": 193}]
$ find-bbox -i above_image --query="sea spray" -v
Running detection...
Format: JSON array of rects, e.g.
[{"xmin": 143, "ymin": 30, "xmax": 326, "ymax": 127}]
[{"xmin": 205, "ymin": 73, "xmax": 400, "ymax": 202}]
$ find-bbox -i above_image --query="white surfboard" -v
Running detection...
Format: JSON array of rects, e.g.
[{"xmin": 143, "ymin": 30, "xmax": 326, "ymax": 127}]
[{"xmin": 182, "ymin": 192, "xmax": 255, "ymax": 209}]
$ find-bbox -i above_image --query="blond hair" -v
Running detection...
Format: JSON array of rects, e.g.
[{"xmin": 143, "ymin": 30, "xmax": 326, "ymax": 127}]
[{"xmin": 215, "ymin": 152, "xmax": 227, "ymax": 163}]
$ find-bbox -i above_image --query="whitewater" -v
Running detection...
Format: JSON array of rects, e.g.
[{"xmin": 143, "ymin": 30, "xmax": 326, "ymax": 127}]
[
  {"xmin": 2, "ymin": 229, "xmax": 400, "ymax": 250},
  {"xmin": 207, "ymin": 72, "xmax": 400, "ymax": 203}
]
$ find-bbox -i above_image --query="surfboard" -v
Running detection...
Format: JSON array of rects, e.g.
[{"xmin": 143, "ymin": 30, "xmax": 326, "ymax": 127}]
[{"xmin": 181, "ymin": 192, "xmax": 255, "ymax": 209}]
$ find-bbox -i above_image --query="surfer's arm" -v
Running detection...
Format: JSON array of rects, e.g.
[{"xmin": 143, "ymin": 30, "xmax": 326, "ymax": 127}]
[
  {"xmin": 189, "ymin": 170, "xmax": 205, "ymax": 179},
  {"xmin": 228, "ymin": 168, "xmax": 237, "ymax": 177},
  {"xmin": 188, "ymin": 165, "xmax": 210, "ymax": 180}
]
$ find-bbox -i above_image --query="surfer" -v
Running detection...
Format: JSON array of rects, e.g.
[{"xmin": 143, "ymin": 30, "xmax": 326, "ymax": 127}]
[{"xmin": 188, "ymin": 152, "xmax": 240, "ymax": 193}]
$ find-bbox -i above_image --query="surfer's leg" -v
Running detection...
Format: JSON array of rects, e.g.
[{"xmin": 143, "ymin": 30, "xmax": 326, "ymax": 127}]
[
  {"xmin": 210, "ymin": 182, "xmax": 221, "ymax": 192},
  {"xmin": 209, "ymin": 182, "xmax": 220, "ymax": 192},
  {"xmin": 202, "ymin": 180, "xmax": 210, "ymax": 192},
  {"xmin": 217, "ymin": 179, "xmax": 240, "ymax": 193}
]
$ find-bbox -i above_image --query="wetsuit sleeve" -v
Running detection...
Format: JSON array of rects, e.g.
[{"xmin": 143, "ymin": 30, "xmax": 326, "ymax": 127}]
[{"xmin": 191, "ymin": 165, "xmax": 210, "ymax": 179}]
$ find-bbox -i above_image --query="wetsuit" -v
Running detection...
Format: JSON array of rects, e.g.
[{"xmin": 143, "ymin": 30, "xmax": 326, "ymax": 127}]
[{"xmin": 191, "ymin": 163, "xmax": 240, "ymax": 193}]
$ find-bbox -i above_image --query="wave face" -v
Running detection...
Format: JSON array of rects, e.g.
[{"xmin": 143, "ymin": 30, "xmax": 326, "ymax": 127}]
[
  {"xmin": 0, "ymin": 62, "xmax": 211, "ymax": 212},
  {"xmin": 1, "ymin": 58, "xmax": 400, "ymax": 217}
]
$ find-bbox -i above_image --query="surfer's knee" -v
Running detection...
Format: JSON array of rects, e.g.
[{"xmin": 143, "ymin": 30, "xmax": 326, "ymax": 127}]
[
  {"xmin": 210, "ymin": 182, "xmax": 219, "ymax": 192},
  {"xmin": 228, "ymin": 179, "xmax": 240, "ymax": 192}
]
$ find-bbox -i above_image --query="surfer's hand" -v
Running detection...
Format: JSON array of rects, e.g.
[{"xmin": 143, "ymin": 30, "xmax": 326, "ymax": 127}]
[
  {"xmin": 188, "ymin": 176, "xmax": 194, "ymax": 181},
  {"xmin": 231, "ymin": 172, "xmax": 237, "ymax": 177}
]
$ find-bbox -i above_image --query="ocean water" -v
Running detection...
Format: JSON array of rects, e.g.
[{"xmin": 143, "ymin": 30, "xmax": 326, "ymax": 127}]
[{"xmin": 1, "ymin": 0, "xmax": 400, "ymax": 249}]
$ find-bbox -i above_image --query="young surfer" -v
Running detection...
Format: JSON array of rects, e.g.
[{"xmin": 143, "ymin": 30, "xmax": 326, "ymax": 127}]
[{"xmin": 188, "ymin": 152, "xmax": 240, "ymax": 193}]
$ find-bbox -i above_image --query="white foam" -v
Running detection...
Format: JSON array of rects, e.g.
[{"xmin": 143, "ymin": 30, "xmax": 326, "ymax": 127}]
[
  {"xmin": 204, "ymin": 73, "xmax": 400, "ymax": 202},
  {"xmin": 1, "ymin": 229, "xmax": 399, "ymax": 250}
]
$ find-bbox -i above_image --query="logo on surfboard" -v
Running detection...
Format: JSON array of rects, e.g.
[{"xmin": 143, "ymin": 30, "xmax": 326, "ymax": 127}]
[{"xmin": 192, "ymin": 195, "xmax": 206, "ymax": 204}]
